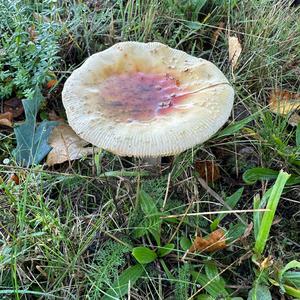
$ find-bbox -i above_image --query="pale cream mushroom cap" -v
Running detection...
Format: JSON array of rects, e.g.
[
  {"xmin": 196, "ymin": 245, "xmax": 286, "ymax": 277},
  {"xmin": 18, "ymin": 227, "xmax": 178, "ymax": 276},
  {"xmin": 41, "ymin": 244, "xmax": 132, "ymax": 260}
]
[{"xmin": 62, "ymin": 42, "xmax": 234, "ymax": 157}]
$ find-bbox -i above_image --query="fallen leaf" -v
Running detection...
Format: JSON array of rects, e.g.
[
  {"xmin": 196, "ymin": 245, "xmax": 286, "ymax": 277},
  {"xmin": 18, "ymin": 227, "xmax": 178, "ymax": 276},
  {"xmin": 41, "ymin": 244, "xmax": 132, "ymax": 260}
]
[
  {"xmin": 195, "ymin": 160, "xmax": 220, "ymax": 183},
  {"xmin": 212, "ymin": 22, "xmax": 225, "ymax": 44},
  {"xmin": 9, "ymin": 173, "xmax": 20, "ymax": 185},
  {"xmin": 46, "ymin": 79, "xmax": 58, "ymax": 89},
  {"xmin": 288, "ymin": 111, "xmax": 300, "ymax": 126},
  {"xmin": 28, "ymin": 25, "xmax": 37, "ymax": 41},
  {"xmin": 269, "ymin": 90, "xmax": 300, "ymax": 115},
  {"xmin": 4, "ymin": 97, "xmax": 24, "ymax": 118},
  {"xmin": 189, "ymin": 229, "xmax": 227, "ymax": 253},
  {"xmin": 0, "ymin": 112, "xmax": 13, "ymax": 127},
  {"xmin": 228, "ymin": 36, "xmax": 242, "ymax": 69},
  {"xmin": 46, "ymin": 124, "xmax": 97, "ymax": 166}
]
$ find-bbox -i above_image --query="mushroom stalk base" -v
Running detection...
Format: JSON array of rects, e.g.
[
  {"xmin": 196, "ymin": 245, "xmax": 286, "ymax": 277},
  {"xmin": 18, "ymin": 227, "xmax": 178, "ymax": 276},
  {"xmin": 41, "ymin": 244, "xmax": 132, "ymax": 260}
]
[{"xmin": 141, "ymin": 157, "xmax": 162, "ymax": 167}]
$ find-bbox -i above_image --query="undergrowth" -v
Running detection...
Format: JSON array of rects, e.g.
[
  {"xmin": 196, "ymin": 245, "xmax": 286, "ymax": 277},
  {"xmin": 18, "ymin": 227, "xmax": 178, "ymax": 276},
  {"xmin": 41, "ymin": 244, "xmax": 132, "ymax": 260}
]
[{"xmin": 0, "ymin": 0, "xmax": 299, "ymax": 299}]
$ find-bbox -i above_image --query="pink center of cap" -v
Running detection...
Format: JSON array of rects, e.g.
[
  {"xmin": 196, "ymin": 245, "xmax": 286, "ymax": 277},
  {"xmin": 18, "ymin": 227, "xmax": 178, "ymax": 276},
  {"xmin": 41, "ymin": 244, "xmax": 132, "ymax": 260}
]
[{"xmin": 99, "ymin": 72, "xmax": 188, "ymax": 122}]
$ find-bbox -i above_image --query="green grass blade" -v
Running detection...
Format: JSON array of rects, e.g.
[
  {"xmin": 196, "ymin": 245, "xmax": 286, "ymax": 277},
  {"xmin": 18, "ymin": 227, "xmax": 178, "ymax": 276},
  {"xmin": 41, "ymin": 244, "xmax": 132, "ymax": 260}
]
[{"xmin": 254, "ymin": 170, "xmax": 290, "ymax": 255}]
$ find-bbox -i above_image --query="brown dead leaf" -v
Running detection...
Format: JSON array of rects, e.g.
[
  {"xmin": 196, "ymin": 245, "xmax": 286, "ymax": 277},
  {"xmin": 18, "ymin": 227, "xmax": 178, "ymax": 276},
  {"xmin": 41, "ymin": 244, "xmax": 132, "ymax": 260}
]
[
  {"xmin": 195, "ymin": 160, "xmax": 220, "ymax": 183},
  {"xmin": 0, "ymin": 112, "xmax": 13, "ymax": 127},
  {"xmin": 212, "ymin": 22, "xmax": 225, "ymax": 44},
  {"xmin": 189, "ymin": 229, "xmax": 227, "ymax": 253},
  {"xmin": 4, "ymin": 97, "xmax": 24, "ymax": 118},
  {"xmin": 46, "ymin": 124, "xmax": 97, "ymax": 166},
  {"xmin": 288, "ymin": 111, "xmax": 300, "ymax": 126},
  {"xmin": 46, "ymin": 79, "xmax": 58, "ymax": 89},
  {"xmin": 28, "ymin": 25, "xmax": 37, "ymax": 41},
  {"xmin": 269, "ymin": 90, "xmax": 300, "ymax": 115},
  {"xmin": 228, "ymin": 36, "xmax": 242, "ymax": 69},
  {"xmin": 9, "ymin": 173, "xmax": 20, "ymax": 185}
]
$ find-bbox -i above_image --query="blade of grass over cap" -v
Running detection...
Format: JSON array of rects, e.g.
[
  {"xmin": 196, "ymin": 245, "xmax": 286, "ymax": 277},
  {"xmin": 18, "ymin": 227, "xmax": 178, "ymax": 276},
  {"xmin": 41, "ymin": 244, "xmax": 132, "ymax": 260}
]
[{"xmin": 254, "ymin": 170, "xmax": 290, "ymax": 255}]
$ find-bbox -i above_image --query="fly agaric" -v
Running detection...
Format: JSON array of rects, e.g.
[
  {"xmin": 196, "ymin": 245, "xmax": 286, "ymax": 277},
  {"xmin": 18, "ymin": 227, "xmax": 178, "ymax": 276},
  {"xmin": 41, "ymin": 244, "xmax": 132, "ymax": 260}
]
[{"xmin": 62, "ymin": 42, "xmax": 234, "ymax": 158}]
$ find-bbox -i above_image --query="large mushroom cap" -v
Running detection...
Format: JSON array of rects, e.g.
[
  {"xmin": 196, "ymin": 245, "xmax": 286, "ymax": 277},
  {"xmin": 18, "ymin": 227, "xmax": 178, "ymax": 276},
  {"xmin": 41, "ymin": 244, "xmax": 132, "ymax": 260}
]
[{"xmin": 62, "ymin": 42, "xmax": 234, "ymax": 157}]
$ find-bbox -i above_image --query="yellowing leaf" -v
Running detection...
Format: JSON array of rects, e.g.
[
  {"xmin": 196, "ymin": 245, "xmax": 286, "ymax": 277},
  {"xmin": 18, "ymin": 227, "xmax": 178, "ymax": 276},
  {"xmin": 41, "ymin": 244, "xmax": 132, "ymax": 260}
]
[
  {"xmin": 46, "ymin": 124, "xmax": 97, "ymax": 166},
  {"xmin": 0, "ymin": 112, "xmax": 13, "ymax": 127},
  {"xmin": 269, "ymin": 90, "xmax": 300, "ymax": 115},
  {"xmin": 228, "ymin": 36, "xmax": 242, "ymax": 69},
  {"xmin": 189, "ymin": 229, "xmax": 227, "ymax": 253}
]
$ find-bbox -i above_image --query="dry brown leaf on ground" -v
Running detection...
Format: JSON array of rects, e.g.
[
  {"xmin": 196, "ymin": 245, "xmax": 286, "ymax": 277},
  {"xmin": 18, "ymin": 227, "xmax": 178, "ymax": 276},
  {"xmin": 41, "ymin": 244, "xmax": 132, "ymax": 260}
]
[
  {"xmin": 288, "ymin": 111, "xmax": 300, "ymax": 126},
  {"xmin": 188, "ymin": 229, "xmax": 227, "ymax": 253},
  {"xmin": 0, "ymin": 112, "xmax": 13, "ymax": 127},
  {"xmin": 46, "ymin": 79, "xmax": 58, "ymax": 89},
  {"xmin": 228, "ymin": 36, "xmax": 242, "ymax": 69},
  {"xmin": 212, "ymin": 22, "xmax": 225, "ymax": 44},
  {"xmin": 194, "ymin": 160, "xmax": 221, "ymax": 183},
  {"xmin": 46, "ymin": 124, "xmax": 97, "ymax": 166},
  {"xmin": 269, "ymin": 90, "xmax": 300, "ymax": 115},
  {"xmin": 4, "ymin": 98, "xmax": 24, "ymax": 118}
]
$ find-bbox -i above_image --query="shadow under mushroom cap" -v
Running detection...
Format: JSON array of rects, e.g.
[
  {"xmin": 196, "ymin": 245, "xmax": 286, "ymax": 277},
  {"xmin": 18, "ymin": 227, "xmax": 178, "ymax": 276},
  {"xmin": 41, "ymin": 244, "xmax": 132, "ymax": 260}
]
[{"xmin": 62, "ymin": 42, "xmax": 234, "ymax": 157}]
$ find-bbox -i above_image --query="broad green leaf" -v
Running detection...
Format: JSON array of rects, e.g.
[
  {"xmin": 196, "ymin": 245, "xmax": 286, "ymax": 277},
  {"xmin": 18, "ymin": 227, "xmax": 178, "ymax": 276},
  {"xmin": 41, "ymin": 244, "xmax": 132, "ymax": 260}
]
[
  {"xmin": 180, "ymin": 236, "xmax": 192, "ymax": 251},
  {"xmin": 137, "ymin": 189, "xmax": 161, "ymax": 245},
  {"xmin": 157, "ymin": 243, "xmax": 175, "ymax": 257},
  {"xmin": 254, "ymin": 171, "xmax": 290, "ymax": 255},
  {"xmin": 278, "ymin": 260, "xmax": 300, "ymax": 291},
  {"xmin": 191, "ymin": 271, "xmax": 229, "ymax": 298},
  {"xmin": 132, "ymin": 247, "xmax": 157, "ymax": 264},
  {"xmin": 279, "ymin": 260, "xmax": 300, "ymax": 283},
  {"xmin": 227, "ymin": 221, "xmax": 247, "ymax": 243},
  {"xmin": 243, "ymin": 168, "xmax": 299, "ymax": 185},
  {"xmin": 269, "ymin": 278, "xmax": 300, "ymax": 298},
  {"xmin": 210, "ymin": 188, "xmax": 244, "ymax": 231},
  {"xmin": 296, "ymin": 123, "xmax": 300, "ymax": 146},
  {"xmin": 14, "ymin": 88, "xmax": 58, "ymax": 166},
  {"xmin": 283, "ymin": 271, "xmax": 300, "ymax": 288},
  {"xmin": 204, "ymin": 261, "xmax": 226, "ymax": 292},
  {"xmin": 247, "ymin": 285, "xmax": 271, "ymax": 300},
  {"xmin": 102, "ymin": 264, "xmax": 144, "ymax": 300}
]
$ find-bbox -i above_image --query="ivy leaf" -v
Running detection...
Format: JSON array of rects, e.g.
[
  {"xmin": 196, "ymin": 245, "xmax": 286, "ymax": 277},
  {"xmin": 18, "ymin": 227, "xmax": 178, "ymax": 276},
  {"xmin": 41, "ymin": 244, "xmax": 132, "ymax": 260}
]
[{"xmin": 13, "ymin": 88, "xmax": 58, "ymax": 166}]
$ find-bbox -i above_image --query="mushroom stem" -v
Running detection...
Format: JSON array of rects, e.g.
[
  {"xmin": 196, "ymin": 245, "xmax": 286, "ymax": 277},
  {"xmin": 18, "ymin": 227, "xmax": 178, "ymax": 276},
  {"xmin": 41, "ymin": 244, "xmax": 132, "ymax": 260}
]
[{"xmin": 142, "ymin": 157, "xmax": 162, "ymax": 167}]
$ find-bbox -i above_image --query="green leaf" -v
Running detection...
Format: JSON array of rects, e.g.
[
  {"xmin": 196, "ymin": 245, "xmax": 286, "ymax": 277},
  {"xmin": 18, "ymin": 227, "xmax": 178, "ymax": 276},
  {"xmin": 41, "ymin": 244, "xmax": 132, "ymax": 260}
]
[
  {"xmin": 278, "ymin": 260, "xmax": 300, "ymax": 291},
  {"xmin": 157, "ymin": 243, "xmax": 175, "ymax": 257},
  {"xmin": 216, "ymin": 114, "xmax": 257, "ymax": 138},
  {"xmin": 132, "ymin": 247, "xmax": 157, "ymax": 264},
  {"xmin": 253, "ymin": 194, "xmax": 261, "ymax": 240},
  {"xmin": 227, "ymin": 221, "xmax": 247, "ymax": 243},
  {"xmin": 13, "ymin": 88, "xmax": 58, "ymax": 166},
  {"xmin": 180, "ymin": 236, "xmax": 192, "ymax": 251},
  {"xmin": 296, "ymin": 123, "xmax": 300, "ymax": 146},
  {"xmin": 247, "ymin": 285, "xmax": 272, "ymax": 300},
  {"xmin": 254, "ymin": 171, "xmax": 290, "ymax": 255},
  {"xmin": 137, "ymin": 189, "xmax": 161, "ymax": 245},
  {"xmin": 210, "ymin": 188, "xmax": 244, "ymax": 231},
  {"xmin": 283, "ymin": 271, "xmax": 300, "ymax": 288},
  {"xmin": 191, "ymin": 271, "xmax": 229, "ymax": 298},
  {"xmin": 102, "ymin": 264, "xmax": 144, "ymax": 300},
  {"xmin": 243, "ymin": 167, "xmax": 299, "ymax": 185}
]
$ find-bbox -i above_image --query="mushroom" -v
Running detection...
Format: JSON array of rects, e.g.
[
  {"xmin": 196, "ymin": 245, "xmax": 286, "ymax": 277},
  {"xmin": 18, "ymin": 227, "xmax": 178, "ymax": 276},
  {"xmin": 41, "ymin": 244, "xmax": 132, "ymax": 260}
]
[{"xmin": 62, "ymin": 42, "xmax": 234, "ymax": 165}]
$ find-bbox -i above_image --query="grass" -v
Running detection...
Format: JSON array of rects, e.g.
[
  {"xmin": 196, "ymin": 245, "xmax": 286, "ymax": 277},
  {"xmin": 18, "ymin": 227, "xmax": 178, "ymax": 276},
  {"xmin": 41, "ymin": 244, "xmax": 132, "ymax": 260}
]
[{"xmin": 0, "ymin": 0, "xmax": 300, "ymax": 299}]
